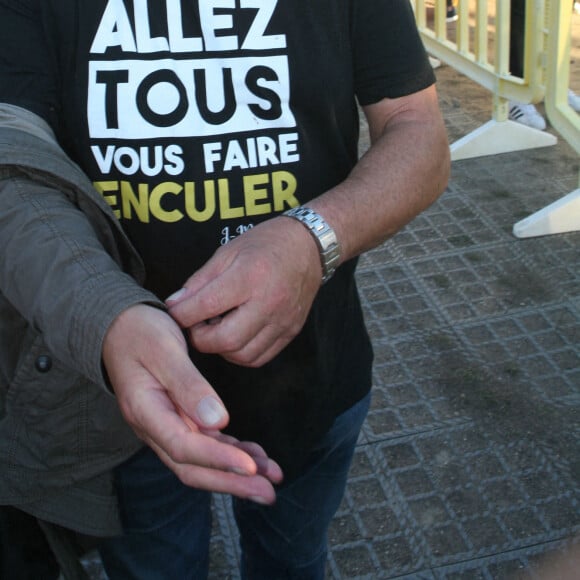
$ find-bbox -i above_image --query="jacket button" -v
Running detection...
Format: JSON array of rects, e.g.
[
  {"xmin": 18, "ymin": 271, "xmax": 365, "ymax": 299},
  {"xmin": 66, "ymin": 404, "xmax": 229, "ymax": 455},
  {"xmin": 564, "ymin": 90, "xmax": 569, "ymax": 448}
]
[{"xmin": 35, "ymin": 355, "xmax": 53, "ymax": 373}]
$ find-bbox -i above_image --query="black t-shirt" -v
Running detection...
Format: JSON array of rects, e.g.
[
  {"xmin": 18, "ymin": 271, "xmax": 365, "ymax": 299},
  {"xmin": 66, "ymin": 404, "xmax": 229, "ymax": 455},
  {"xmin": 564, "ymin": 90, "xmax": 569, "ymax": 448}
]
[{"xmin": 0, "ymin": 0, "xmax": 435, "ymax": 478}]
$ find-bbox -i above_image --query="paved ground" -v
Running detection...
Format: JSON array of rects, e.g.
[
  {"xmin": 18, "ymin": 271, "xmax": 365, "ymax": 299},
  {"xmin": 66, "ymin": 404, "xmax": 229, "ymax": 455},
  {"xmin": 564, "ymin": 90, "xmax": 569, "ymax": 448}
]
[{"xmin": 84, "ymin": 26, "xmax": 580, "ymax": 580}]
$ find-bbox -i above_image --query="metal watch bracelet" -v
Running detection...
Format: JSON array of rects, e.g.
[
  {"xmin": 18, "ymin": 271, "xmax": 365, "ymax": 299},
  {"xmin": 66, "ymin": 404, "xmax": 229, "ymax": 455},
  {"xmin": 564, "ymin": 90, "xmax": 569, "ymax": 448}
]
[{"xmin": 283, "ymin": 206, "xmax": 341, "ymax": 284}]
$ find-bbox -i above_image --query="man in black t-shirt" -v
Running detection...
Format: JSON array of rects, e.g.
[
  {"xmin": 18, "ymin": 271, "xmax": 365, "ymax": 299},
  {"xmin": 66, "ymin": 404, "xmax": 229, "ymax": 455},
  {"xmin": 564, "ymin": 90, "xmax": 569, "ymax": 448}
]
[{"xmin": 0, "ymin": 1, "xmax": 450, "ymax": 577}]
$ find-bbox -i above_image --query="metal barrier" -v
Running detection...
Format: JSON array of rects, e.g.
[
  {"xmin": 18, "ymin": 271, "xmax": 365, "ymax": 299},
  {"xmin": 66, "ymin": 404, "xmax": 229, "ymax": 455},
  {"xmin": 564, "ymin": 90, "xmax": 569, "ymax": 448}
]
[{"xmin": 411, "ymin": 0, "xmax": 580, "ymax": 237}]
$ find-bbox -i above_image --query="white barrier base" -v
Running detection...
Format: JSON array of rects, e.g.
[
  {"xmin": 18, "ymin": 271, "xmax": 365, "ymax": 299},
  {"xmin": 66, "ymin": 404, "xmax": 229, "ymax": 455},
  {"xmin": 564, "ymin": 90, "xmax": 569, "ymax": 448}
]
[
  {"xmin": 429, "ymin": 56, "xmax": 441, "ymax": 69},
  {"xmin": 513, "ymin": 188, "xmax": 580, "ymax": 238},
  {"xmin": 450, "ymin": 119, "xmax": 557, "ymax": 161}
]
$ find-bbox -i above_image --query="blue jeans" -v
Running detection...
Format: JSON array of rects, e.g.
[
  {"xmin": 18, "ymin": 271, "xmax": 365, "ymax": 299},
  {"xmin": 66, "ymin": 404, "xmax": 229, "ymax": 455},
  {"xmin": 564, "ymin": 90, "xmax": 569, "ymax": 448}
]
[{"xmin": 98, "ymin": 393, "xmax": 370, "ymax": 580}]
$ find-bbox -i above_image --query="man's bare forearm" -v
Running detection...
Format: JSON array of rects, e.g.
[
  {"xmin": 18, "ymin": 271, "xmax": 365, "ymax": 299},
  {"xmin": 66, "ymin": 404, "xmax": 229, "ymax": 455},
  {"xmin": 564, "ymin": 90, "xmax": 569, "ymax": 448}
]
[{"xmin": 307, "ymin": 85, "xmax": 450, "ymax": 264}]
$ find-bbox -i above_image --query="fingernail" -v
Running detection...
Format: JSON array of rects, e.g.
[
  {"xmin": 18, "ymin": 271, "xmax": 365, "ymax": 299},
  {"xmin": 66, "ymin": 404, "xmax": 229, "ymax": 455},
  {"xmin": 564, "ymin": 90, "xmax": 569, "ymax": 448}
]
[
  {"xmin": 249, "ymin": 496, "xmax": 272, "ymax": 506},
  {"xmin": 166, "ymin": 288, "xmax": 186, "ymax": 303},
  {"xmin": 231, "ymin": 466, "xmax": 252, "ymax": 476},
  {"xmin": 196, "ymin": 396, "xmax": 227, "ymax": 427}
]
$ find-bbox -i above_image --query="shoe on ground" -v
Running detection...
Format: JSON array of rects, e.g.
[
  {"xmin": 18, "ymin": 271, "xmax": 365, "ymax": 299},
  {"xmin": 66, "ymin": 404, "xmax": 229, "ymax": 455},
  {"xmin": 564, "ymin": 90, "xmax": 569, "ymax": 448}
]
[
  {"xmin": 568, "ymin": 89, "xmax": 580, "ymax": 112},
  {"xmin": 508, "ymin": 101, "xmax": 547, "ymax": 131},
  {"xmin": 446, "ymin": 6, "xmax": 458, "ymax": 22}
]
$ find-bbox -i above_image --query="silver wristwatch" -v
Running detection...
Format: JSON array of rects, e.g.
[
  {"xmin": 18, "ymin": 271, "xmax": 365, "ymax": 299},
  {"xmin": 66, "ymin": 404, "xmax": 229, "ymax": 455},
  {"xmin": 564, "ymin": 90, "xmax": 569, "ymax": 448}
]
[{"xmin": 283, "ymin": 206, "xmax": 341, "ymax": 284}]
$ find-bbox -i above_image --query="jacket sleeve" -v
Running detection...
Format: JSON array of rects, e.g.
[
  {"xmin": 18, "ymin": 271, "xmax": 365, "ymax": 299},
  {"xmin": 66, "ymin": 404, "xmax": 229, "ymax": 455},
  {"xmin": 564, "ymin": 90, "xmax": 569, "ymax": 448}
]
[{"xmin": 0, "ymin": 105, "xmax": 163, "ymax": 387}]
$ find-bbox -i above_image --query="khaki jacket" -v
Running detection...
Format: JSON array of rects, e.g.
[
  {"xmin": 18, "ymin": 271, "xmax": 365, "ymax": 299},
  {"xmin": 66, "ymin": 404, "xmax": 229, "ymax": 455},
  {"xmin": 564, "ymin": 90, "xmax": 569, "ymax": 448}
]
[{"xmin": 0, "ymin": 104, "xmax": 162, "ymax": 536}]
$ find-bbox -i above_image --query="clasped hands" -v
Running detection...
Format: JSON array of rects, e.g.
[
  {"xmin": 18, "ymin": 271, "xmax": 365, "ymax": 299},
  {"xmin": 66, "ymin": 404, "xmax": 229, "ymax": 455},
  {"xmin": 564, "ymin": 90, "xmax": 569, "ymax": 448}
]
[{"xmin": 102, "ymin": 216, "xmax": 322, "ymax": 503}]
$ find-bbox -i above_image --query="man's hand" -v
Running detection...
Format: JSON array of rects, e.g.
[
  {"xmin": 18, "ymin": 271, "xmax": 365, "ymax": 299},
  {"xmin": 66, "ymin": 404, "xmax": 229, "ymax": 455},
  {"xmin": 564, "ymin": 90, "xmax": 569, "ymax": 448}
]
[
  {"xmin": 166, "ymin": 216, "xmax": 322, "ymax": 367},
  {"xmin": 102, "ymin": 304, "xmax": 283, "ymax": 503}
]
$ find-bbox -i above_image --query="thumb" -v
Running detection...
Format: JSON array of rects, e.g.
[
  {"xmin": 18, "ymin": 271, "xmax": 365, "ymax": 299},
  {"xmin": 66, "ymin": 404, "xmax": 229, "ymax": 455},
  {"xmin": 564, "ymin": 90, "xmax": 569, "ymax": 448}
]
[
  {"xmin": 165, "ymin": 244, "xmax": 235, "ymax": 307},
  {"xmin": 145, "ymin": 325, "xmax": 230, "ymax": 431},
  {"xmin": 104, "ymin": 304, "xmax": 229, "ymax": 431}
]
